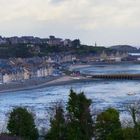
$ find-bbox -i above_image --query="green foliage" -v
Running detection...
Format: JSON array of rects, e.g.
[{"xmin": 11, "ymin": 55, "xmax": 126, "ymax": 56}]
[
  {"xmin": 134, "ymin": 125, "xmax": 140, "ymax": 139},
  {"xmin": 7, "ymin": 107, "xmax": 39, "ymax": 140},
  {"xmin": 122, "ymin": 127, "xmax": 134, "ymax": 140},
  {"xmin": 0, "ymin": 42, "xmax": 115, "ymax": 58},
  {"xmin": 95, "ymin": 108, "xmax": 123, "ymax": 140},
  {"xmin": 66, "ymin": 89, "xmax": 94, "ymax": 140},
  {"xmin": 45, "ymin": 104, "xmax": 66, "ymax": 140},
  {"xmin": 126, "ymin": 102, "xmax": 140, "ymax": 139},
  {"xmin": 7, "ymin": 91, "xmax": 140, "ymax": 140},
  {"xmin": 0, "ymin": 44, "xmax": 33, "ymax": 58}
]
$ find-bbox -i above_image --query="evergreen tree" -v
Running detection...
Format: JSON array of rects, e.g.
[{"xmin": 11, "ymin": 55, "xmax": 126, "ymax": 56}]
[
  {"xmin": 7, "ymin": 107, "xmax": 39, "ymax": 140},
  {"xmin": 45, "ymin": 104, "xmax": 66, "ymax": 140},
  {"xmin": 66, "ymin": 89, "xmax": 94, "ymax": 140},
  {"xmin": 95, "ymin": 108, "xmax": 123, "ymax": 140}
]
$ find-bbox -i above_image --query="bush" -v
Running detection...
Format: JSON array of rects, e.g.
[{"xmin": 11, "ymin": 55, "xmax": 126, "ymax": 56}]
[{"xmin": 95, "ymin": 108, "xmax": 123, "ymax": 140}]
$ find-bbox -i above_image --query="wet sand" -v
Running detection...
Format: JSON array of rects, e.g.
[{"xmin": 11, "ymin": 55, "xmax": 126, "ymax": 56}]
[
  {"xmin": 69, "ymin": 64, "xmax": 91, "ymax": 71},
  {"xmin": 0, "ymin": 64, "xmax": 95, "ymax": 93},
  {"xmin": 0, "ymin": 76, "xmax": 93, "ymax": 93}
]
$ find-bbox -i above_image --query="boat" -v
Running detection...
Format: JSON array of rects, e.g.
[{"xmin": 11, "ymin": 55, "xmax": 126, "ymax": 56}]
[{"xmin": 127, "ymin": 92, "xmax": 136, "ymax": 96}]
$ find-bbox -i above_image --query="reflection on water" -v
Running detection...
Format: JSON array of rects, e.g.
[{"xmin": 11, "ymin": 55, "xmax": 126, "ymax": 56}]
[{"xmin": 0, "ymin": 64, "xmax": 140, "ymax": 131}]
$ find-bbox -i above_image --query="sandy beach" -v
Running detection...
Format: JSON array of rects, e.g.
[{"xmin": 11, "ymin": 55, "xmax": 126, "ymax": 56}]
[
  {"xmin": 0, "ymin": 76, "xmax": 58, "ymax": 93},
  {"xmin": 0, "ymin": 64, "xmax": 94, "ymax": 93},
  {"xmin": 0, "ymin": 75, "xmax": 93, "ymax": 93},
  {"xmin": 69, "ymin": 64, "xmax": 91, "ymax": 71}
]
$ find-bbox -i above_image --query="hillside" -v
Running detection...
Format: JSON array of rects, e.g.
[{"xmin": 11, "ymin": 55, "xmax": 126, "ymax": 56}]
[{"xmin": 110, "ymin": 45, "xmax": 138, "ymax": 52}]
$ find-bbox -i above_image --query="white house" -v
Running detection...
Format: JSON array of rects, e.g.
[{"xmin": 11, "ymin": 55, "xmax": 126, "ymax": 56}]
[
  {"xmin": 37, "ymin": 66, "xmax": 54, "ymax": 78},
  {"xmin": 2, "ymin": 73, "xmax": 12, "ymax": 83}
]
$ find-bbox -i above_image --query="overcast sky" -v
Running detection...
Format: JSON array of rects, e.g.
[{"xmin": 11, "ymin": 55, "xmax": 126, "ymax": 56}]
[{"xmin": 0, "ymin": 0, "xmax": 140, "ymax": 46}]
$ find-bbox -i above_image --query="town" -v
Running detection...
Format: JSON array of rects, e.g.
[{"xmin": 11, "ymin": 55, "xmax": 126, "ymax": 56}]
[
  {"xmin": 1, "ymin": 0, "xmax": 140, "ymax": 139},
  {"xmin": 0, "ymin": 35, "xmax": 140, "ymax": 84}
]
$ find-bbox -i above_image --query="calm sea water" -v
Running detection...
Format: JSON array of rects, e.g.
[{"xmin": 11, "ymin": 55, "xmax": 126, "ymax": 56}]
[
  {"xmin": 0, "ymin": 64, "xmax": 140, "ymax": 131},
  {"xmin": 77, "ymin": 63, "xmax": 140, "ymax": 74}
]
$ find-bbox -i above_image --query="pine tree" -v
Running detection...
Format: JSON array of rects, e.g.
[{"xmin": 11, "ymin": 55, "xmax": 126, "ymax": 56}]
[
  {"xmin": 45, "ymin": 104, "xmax": 66, "ymax": 140},
  {"xmin": 7, "ymin": 107, "xmax": 39, "ymax": 140},
  {"xmin": 66, "ymin": 89, "xmax": 94, "ymax": 140}
]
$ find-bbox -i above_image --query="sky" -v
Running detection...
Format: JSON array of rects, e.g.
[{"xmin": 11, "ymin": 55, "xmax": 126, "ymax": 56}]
[{"xmin": 0, "ymin": 0, "xmax": 140, "ymax": 46}]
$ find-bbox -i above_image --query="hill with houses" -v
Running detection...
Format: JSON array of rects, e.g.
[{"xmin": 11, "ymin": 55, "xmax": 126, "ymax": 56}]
[
  {"xmin": 0, "ymin": 35, "xmax": 129, "ymax": 58},
  {"xmin": 0, "ymin": 35, "xmax": 140, "ymax": 85}
]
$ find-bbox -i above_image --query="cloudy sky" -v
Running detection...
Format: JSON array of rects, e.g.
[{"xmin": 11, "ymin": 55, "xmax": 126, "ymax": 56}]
[{"xmin": 0, "ymin": 0, "xmax": 140, "ymax": 46}]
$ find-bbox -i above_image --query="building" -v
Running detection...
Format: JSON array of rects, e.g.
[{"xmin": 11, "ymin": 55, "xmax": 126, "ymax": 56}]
[
  {"xmin": 100, "ymin": 51, "xmax": 108, "ymax": 61},
  {"xmin": 47, "ymin": 36, "xmax": 63, "ymax": 46},
  {"xmin": 63, "ymin": 39, "xmax": 72, "ymax": 47},
  {"xmin": 0, "ymin": 36, "xmax": 7, "ymax": 44}
]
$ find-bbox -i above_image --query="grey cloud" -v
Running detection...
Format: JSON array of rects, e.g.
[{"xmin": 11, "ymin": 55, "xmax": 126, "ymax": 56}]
[
  {"xmin": 0, "ymin": 0, "xmax": 140, "ymax": 46},
  {"xmin": 49, "ymin": 0, "xmax": 67, "ymax": 4}
]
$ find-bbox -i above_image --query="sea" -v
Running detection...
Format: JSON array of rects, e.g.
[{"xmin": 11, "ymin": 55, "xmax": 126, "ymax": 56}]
[{"xmin": 0, "ymin": 63, "xmax": 140, "ymax": 132}]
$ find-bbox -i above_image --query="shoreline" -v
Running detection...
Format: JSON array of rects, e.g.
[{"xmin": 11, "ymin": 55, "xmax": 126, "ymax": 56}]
[
  {"xmin": 69, "ymin": 64, "xmax": 91, "ymax": 71},
  {"xmin": 0, "ymin": 76, "xmax": 93, "ymax": 94},
  {"xmin": 0, "ymin": 76, "xmax": 59, "ymax": 93},
  {"xmin": 0, "ymin": 63, "xmax": 93, "ymax": 94},
  {"xmin": 1, "ymin": 62, "xmax": 139, "ymax": 94}
]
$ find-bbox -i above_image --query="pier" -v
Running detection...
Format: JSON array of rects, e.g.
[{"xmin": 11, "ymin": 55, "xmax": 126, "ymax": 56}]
[{"xmin": 90, "ymin": 74, "xmax": 140, "ymax": 80}]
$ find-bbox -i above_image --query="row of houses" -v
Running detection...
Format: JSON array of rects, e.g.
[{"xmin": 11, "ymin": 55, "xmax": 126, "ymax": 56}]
[
  {"xmin": 0, "ymin": 35, "xmax": 74, "ymax": 47},
  {"xmin": 0, "ymin": 58, "xmax": 55, "ymax": 84},
  {"xmin": 0, "ymin": 53, "xmax": 78, "ymax": 84},
  {"xmin": 46, "ymin": 54, "xmax": 77, "ymax": 64},
  {"xmin": 99, "ymin": 51, "xmax": 140, "ymax": 62},
  {"xmin": 76, "ymin": 51, "xmax": 128, "ymax": 63},
  {"xmin": 0, "ymin": 66, "xmax": 54, "ymax": 84},
  {"xmin": 47, "ymin": 36, "xmax": 72, "ymax": 47},
  {"xmin": 99, "ymin": 51, "xmax": 128, "ymax": 62}
]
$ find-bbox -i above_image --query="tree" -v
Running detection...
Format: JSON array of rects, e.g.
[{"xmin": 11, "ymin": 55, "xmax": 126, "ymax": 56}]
[
  {"xmin": 66, "ymin": 89, "xmax": 94, "ymax": 140},
  {"xmin": 122, "ymin": 127, "xmax": 134, "ymax": 140},
  {"xmin": 45, "ymin": 103, "xmax": 66, "ymax": 140},
  {"xmin": 126, "ymin": 101, "xmax": 140, "ymax": 139},
  {"xmin": 95, "ymin": 108, "xmax": 123, "ymax": 140},
  {"xmin": 7, "ymin": 107, "xmax": 39, "ymax": 140}
]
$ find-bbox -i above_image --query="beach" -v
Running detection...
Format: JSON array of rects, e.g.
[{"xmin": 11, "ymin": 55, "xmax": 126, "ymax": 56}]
[
  {"xmin": 68, "ymin": 64, "xmax": 91, "ymax": 71},
  {"xmin": 0, "ymin": 63, "xmax": 139, "ymax": 134},
  {"xmin": 0, "ymin": 64, "xmax": 93, "ymax": 93},
  {"xmin": 0, "ymin": 75, "xmax": 93, "ymax": 93}
]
